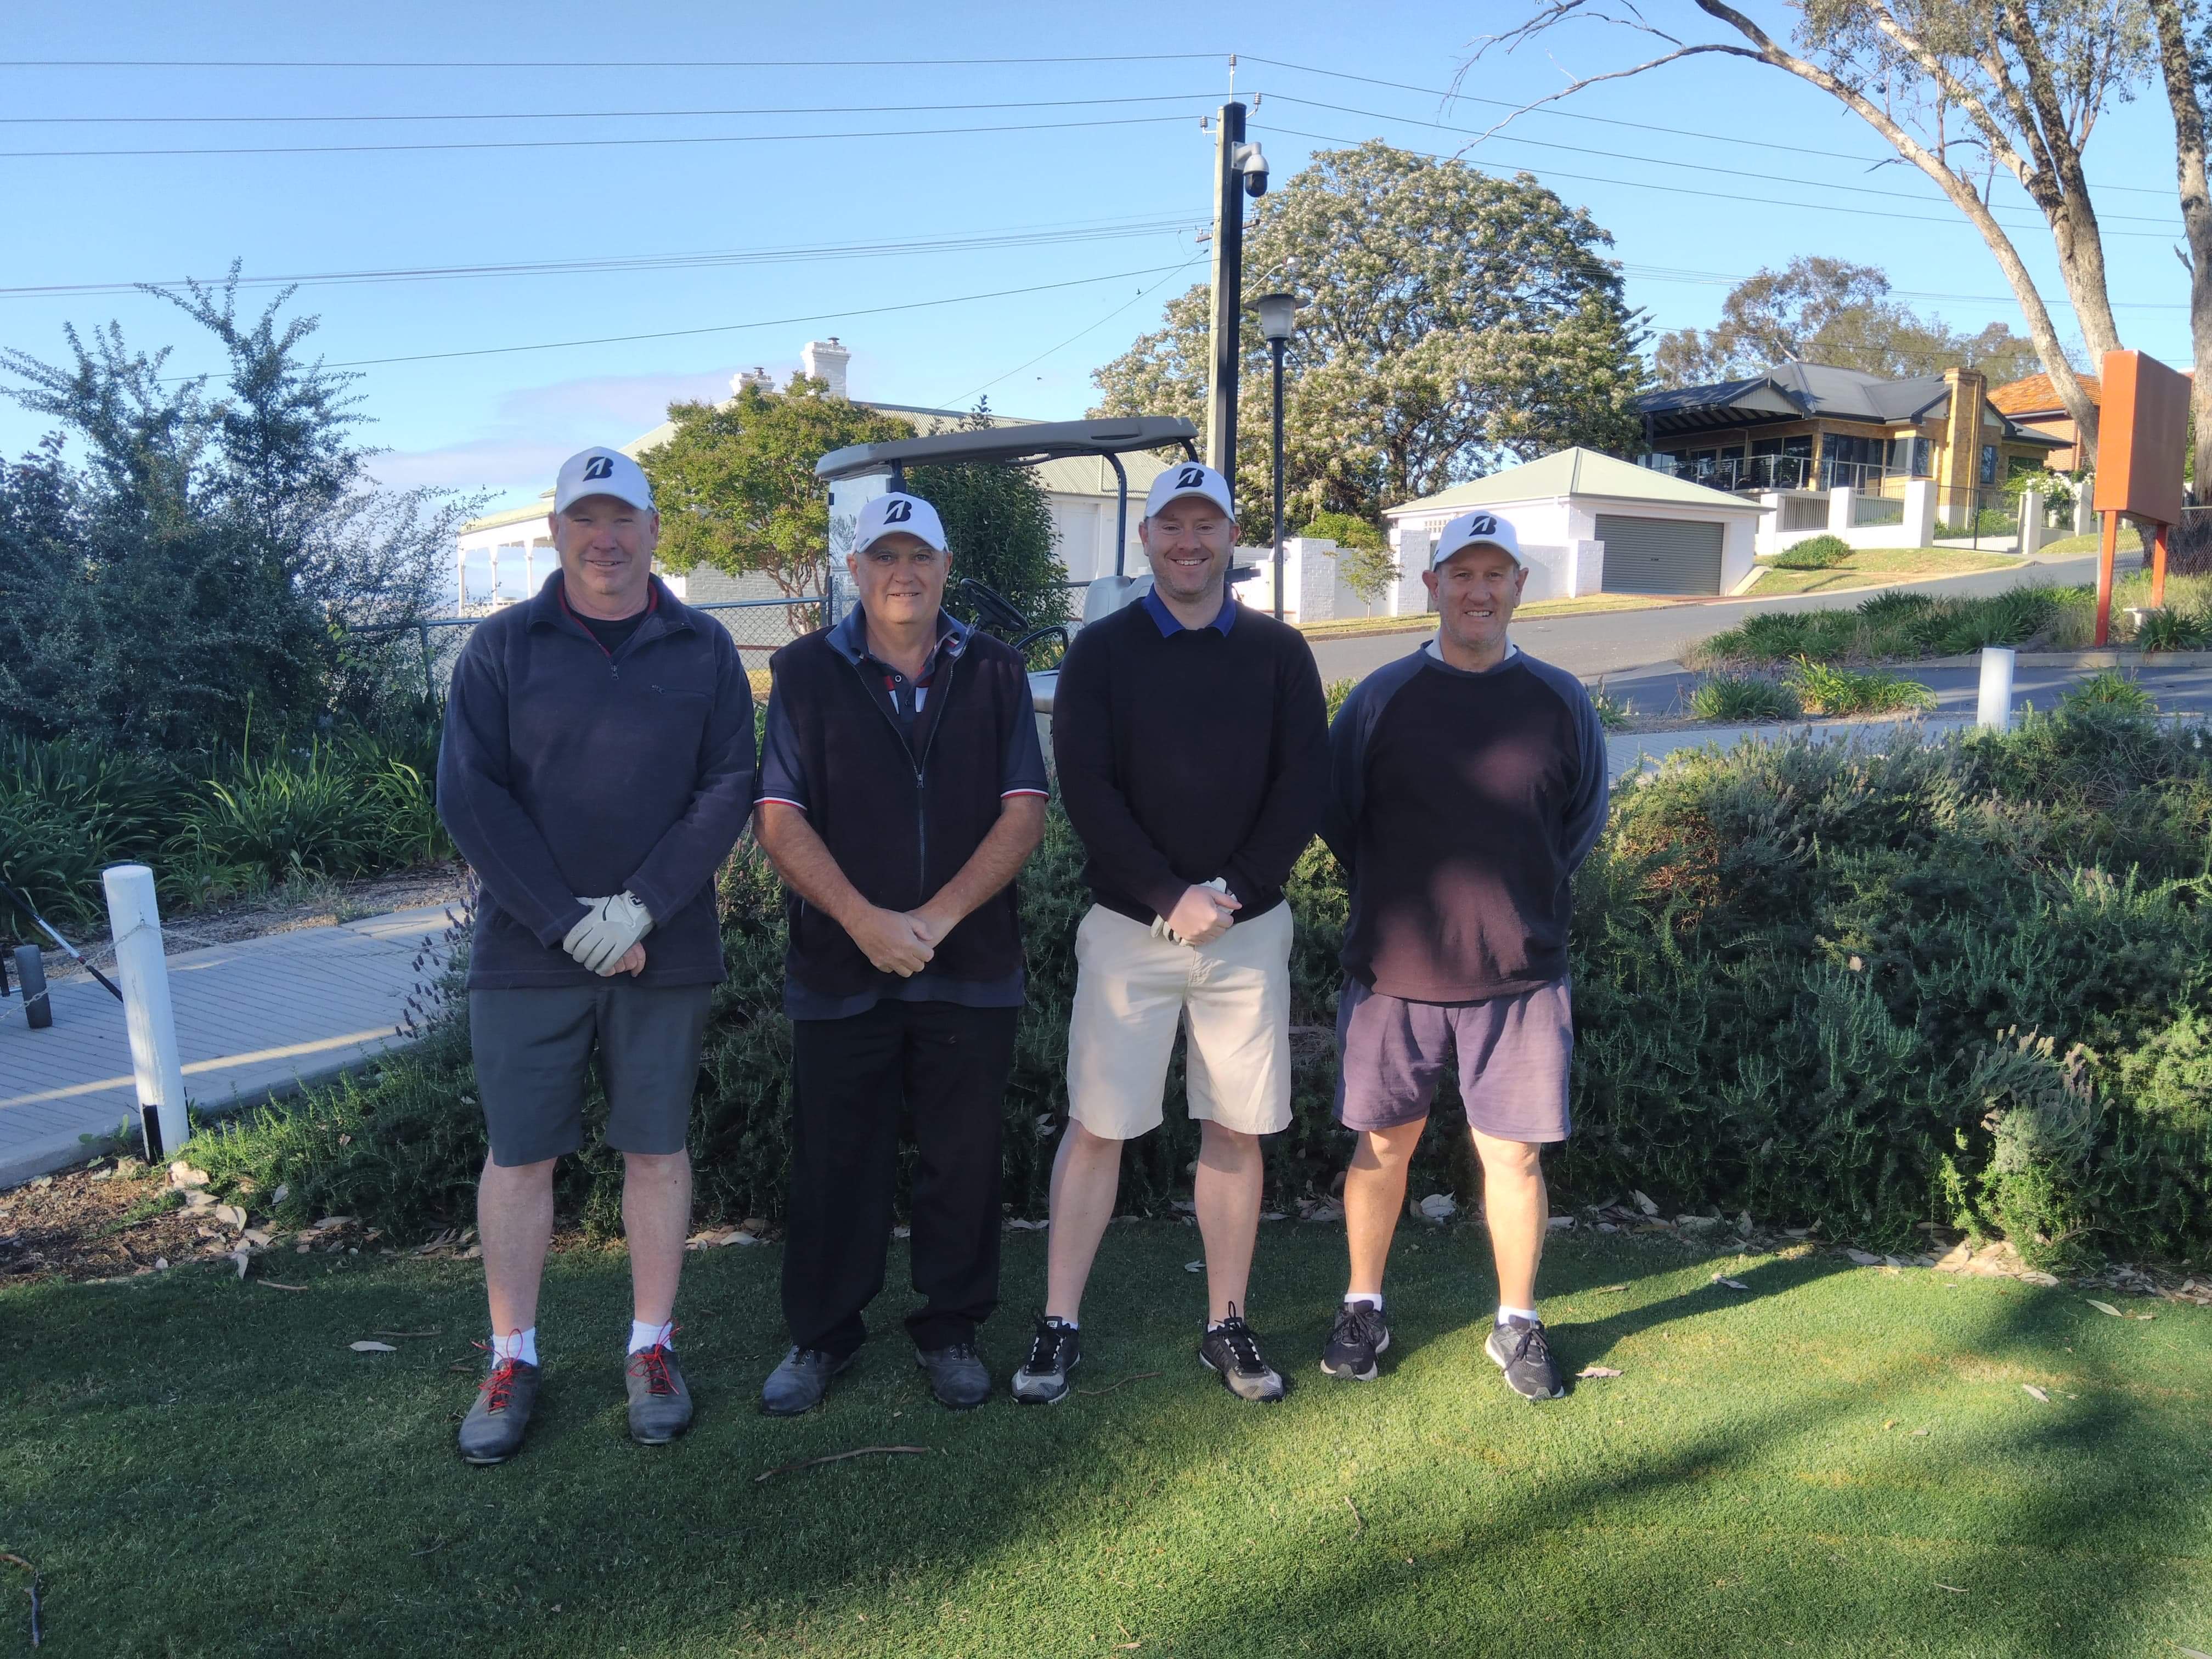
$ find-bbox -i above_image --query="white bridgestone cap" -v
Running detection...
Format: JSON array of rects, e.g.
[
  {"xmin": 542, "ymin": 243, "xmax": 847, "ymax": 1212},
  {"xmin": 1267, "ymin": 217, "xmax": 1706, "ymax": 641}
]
[
  {"xmin": 1144, "ymin": 461, "xmax": 1237, "ymax": 521},
  {"xmin": 853, "ymin": 491, "xmax": 948, "ymax": 555},
  {"xmin": 1430, "ymin": 509, "xmax": 1525, "ymax": 569},
  {"xmin": 554, "ymin": 447, "xmax": 655, "ymax": 514}
]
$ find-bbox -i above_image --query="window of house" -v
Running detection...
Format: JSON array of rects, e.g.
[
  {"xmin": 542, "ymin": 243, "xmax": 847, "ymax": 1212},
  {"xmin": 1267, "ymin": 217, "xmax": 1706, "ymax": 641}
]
[
  {"xmin": 1980, "ymin": 443, "xmax": 2000, "ymax": 485},
  {"xmin": 1888, "ymin": 436, "xmax": 1933, "ymax": 476}
]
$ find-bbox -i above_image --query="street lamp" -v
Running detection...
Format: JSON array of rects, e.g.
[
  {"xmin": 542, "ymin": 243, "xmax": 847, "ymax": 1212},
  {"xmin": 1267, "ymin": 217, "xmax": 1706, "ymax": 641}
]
[{"xmin": 1254, "ymin": 292, "xmax": 1301, "ymax": 619}]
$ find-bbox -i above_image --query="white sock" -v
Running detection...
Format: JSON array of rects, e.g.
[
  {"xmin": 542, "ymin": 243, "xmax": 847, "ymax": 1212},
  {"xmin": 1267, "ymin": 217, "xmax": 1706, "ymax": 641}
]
[
  {"xmin": 1497, "ymin": 1304, "xmax": 1539, "ymax": 1327},
  {"xmin": 1346, "ymin": 1292, "xmax": 1384, "ymax": 1312},
  {"xmin": 492, "ymin": 1327, "xmax": 538, "ymax": 1367},
  {"xmin": 628, "ymin": 1318, "xmax": 674, "ymax": 1355},
  {"xmin": 1045, "ymin": 1314, "xmax": 1078, "ymax": 1330}
]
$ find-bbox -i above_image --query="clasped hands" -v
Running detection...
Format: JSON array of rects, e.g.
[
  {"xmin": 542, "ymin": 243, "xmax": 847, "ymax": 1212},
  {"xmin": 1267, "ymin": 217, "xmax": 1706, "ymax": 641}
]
[
  {"xmin": 563, "ymin": 892, "xmax": 654, "ymax": 975},
  {"xmin": 846, "ymin": 904, "xmax": 956, "ymax": 978},
  {"xmin": 1154, "ymin": 878, "xmax": 1239, "ymax": 947}
]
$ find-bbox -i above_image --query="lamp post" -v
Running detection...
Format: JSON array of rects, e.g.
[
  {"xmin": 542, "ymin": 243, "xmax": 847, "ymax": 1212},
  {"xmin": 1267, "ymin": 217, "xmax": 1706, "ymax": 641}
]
[{"xmin": 1255, "ymin": 292, "xmax": 1300, "ymax": 619}]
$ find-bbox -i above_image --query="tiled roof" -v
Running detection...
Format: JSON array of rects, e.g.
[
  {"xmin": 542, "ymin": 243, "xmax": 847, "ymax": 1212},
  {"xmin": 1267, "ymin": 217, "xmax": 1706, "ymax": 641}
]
[
  {"xmin": 1384, "ymin": 447, "xmax": 1762, "ymax": 517},
  {"xmin": 1989, "ymin": 372, "xmax": 2101, "ymax": 416}
]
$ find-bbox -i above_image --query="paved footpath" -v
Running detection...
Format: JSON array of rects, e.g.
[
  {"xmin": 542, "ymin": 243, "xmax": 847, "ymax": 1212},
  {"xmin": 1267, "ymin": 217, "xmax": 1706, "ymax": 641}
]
[{"xmin": 0, "ymin": 905, "xmax": 453, "ymax": 1189}]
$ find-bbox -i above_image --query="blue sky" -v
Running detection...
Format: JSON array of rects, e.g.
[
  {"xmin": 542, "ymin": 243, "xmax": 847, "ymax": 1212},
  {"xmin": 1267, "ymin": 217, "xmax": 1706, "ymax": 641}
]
[{"xmin": 0, "ymin": 2, "xmax": 2190, "ymax": 514}]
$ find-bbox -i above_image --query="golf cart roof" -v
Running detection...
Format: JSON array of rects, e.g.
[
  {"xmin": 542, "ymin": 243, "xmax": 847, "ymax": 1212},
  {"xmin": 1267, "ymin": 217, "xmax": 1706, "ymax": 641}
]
[{"xmin": 814, "ymin": 416, "xmax": 1198, "ymax": 482}]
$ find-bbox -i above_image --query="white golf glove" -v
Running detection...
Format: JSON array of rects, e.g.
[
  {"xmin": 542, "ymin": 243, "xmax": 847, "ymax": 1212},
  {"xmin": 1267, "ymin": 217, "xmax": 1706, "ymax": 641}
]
[
  {"xmin": 563, "ymin": 892, "xmax": 654, "ymax": 974},
  {"xmin": 1152, "ymin": 878, "xmax": 1230, "ymax": 948}
]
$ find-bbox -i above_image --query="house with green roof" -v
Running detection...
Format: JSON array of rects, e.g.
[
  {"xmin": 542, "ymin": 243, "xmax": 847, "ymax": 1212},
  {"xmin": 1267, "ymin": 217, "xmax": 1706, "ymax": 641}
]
[{"xmin": 1374, "ymin": 445, "xmax": 1766, "ymax": 605}]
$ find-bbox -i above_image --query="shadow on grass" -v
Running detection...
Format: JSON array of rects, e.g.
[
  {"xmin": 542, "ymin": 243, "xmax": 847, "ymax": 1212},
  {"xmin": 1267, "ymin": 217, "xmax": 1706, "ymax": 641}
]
[{"xmin": 1, "ymin": 1230, "xmax": 2203, "ymax": 1657}]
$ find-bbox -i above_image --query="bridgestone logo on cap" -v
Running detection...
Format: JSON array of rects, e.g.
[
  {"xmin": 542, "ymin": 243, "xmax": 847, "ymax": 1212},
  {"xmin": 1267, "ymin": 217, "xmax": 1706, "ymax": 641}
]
[
  {"xmin": 1466, "ymin": 513, "xmax": 1497, "ymax": 536},
  {"xmin": 582, "ymin": 455, "xmax": 614, "ymax": 480},
  {"xmin": 884, "ymin": 499, "xmax": 913, "ymax": 523},
  {"xmin": 1177, "ymin": 466, "xmax": 1206, "ymax": 489}
]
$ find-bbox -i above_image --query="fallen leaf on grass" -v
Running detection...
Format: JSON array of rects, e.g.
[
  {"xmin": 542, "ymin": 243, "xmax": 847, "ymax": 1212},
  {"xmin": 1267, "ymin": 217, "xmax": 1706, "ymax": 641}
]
[
  {"xmin": 1184, "ymin": 1260, "xmax": 1204, "ymax": 1273},
  {"xmin": 1593, "ymin": 1283, "xmax": 1629, "ymax": 1294},
  {"xmin": 1077, "ymin": 1370, "xmax": 1163, "ymax": 1397},
  {"xmin": 371, "ymin": 1329, "xmax": 442, "ymax": 1340},
  {"xmin": 754, "ymin": 1445, "xmax": 929, "ymax": 1482},
  {"xmin": 258, "ymin": 1281, "xmax": 309, "ymax": 1291},
  {"xmin": 1934, "ymin": 1583, "xmax": 1968, "ymax": 1594},
  {"xmin": 2169, "ymin": 1645, "xmax": 2212, "ymax": 1659},
  {"xmin": 2018, "ymin": 1271, "xmax": 2061, "ymax": 1288},
  {"xmin": 349, "ymin": 1340, "xmax": 398, "ymax": 1353},
  {"xmin": 1712, "ymin": 1275, "xmax": 1750, "ymax": 1291},
  {"xmin": 2085, "ymin": 1299, "xmax": 2125, "ymax": 1318},
  {"xmin": 1576, "ymin": 1365, "xmax": 1623, "ymax": 1379},
  {"xmin": 2022, "ymin": 1384, "xmax": 2051, "ymax": 1402},
  {"xmin": 1911, "ymin": 1427, "xmax": 1931, "ymax": 1437},
  {"xmin": 1848, "ymin": 1250, "xmax": 1884, "ymax": 1266}
]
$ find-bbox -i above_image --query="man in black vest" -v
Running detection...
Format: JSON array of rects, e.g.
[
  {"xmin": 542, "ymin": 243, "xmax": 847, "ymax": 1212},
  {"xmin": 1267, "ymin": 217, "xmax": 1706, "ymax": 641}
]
[
  {"xmin": 753, "ymin": 490, "xmax": 1049, "ymax": 1415},
  {"xmin": 1317, "ymin": 509, "xmax": 1608, "ymax": 1402}
]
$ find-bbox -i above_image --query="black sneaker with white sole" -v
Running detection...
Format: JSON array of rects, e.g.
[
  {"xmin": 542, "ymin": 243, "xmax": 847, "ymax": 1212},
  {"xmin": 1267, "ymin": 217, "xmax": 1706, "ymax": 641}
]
[
  {"xmin": 1485, "ymin": 1316, "xmax": 1565, "ymax": 1401},
  {"xmin": 1199, "ymin": 1310, "xmax": 1286, "ymax": 1403},
  {"xmin": 1010, "ymin": 1316, "xmax": 1080, "ymax": 1404},
  {"xmin": 1320, "ymin": 1299, "xmax": 1391, "ymax": 1381}
]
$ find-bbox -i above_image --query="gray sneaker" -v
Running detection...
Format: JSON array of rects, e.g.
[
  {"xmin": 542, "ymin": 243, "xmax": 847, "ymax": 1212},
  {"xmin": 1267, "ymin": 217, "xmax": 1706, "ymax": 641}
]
[
  {"xmin": 457, "ymin": 1357, "xmax": 540, "ymax": 1464},
  {"xmin": 760, "ymin": 1346, "xmax": 855, "ymax": 1416},
  {"xmin": 625, "ymin": 1343, "xmax": 693, "ymax": 1444},
  {"xmin": 1199, "ymin": 1311, "xmax": 1287, "ymax": 1403},
  {"xmin": 915, "ymin": 1341, "xmax": 990, "ymax": 1410},
  {"xmin": 1486, "ymin": 1317, "xmax": 1565, "ymax": 1401}
]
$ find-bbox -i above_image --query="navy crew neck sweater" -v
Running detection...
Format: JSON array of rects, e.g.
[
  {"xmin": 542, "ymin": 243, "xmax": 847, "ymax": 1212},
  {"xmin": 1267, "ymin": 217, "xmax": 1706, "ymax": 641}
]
[
  {"xmin": 1052, "ymin": 592, "xmax": 1328, "ymax": 926},
  {"xmin": 1321, "ymin": 641, "xmax": 1609, "ymax": 1003}
]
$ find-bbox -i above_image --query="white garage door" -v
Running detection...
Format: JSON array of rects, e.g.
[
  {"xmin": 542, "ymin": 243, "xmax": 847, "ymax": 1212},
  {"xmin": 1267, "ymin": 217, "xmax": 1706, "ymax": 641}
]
[{"xmin": 1595, "ymin": 513, "xmax": 1725, "ymax": 596}]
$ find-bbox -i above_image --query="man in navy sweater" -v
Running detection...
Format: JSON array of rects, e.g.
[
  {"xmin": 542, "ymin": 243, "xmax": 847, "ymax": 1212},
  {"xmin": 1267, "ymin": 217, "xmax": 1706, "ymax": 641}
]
[
  {"xmin": 1015, "ymin": 462, "xmax": 1328, "ymax": 1406},
  {"xmin": 1317, "ymin": 509, "xmax": 1608, "ymax": 1402},
  {"xmin": 752, "ymin": 491, "xmax": 1048, "ymax": 1417},
  {"xmin": 437, "ymin": 446, "xmax": 758, "ymax": 1462}
]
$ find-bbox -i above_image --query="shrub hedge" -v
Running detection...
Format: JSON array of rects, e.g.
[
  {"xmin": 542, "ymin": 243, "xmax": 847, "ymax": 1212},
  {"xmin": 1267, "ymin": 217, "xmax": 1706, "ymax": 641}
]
[{"xmin": 188, "ymin": 707, "xmax": 2212, "ymax": 1267}]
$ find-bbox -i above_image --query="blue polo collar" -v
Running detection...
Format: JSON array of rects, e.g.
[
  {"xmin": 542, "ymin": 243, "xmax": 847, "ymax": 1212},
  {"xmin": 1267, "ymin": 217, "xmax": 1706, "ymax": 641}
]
[
  {"xmin": 1140, "ymin": 585, "xmax": 1238, "ymax": 636},
  {"xmin": 828, "ymin": 603, "xmax": 970, "ymax": 667}
]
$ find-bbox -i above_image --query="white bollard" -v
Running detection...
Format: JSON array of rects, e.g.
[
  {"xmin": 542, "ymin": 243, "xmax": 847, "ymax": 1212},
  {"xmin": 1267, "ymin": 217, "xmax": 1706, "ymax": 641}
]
[
  {"xmin": 1977, "ymin": 646, "xmax": 2016, "ymax": 733},
  {"xmin": 101, "ymin": 864, "xmax": 189, "ymax": 1159}
]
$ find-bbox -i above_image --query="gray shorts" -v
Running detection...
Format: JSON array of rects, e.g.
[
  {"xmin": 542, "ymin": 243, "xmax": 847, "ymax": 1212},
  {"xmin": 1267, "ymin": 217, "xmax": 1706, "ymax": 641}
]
[
  {"xmin": 1334, "ymin": 977, "xmax": 1572, "ymax": 1143},
  {"xmin": 469, "ymin": 981, "xmax": 713, "ymax": 1166}
]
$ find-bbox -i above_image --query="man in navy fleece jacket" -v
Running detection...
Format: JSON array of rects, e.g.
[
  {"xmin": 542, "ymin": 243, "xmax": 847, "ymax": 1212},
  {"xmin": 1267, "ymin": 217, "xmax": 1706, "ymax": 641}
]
[{"xmin": 436, "ymin": 445, "xmax": 755, "ymax": 1463}]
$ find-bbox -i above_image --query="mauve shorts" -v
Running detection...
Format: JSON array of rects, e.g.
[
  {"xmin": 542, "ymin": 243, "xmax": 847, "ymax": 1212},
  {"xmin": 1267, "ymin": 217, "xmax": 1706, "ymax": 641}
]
[{"xmin": 1333, "ymin": 976, "xmax": 1573, "ymax": 1143}]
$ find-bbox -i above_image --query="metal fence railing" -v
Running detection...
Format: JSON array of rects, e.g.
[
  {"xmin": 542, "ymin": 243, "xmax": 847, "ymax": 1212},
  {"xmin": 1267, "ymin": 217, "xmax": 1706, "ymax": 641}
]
[{"xmin": 354, "ymin": 594, "xmax": 830, "ymax": 703}]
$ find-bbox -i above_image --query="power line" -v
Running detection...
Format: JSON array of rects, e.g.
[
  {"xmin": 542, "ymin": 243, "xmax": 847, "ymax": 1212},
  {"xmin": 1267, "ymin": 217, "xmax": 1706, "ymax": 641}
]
[
  {"xmin": 0, "ymin": 52, "xmax": 1225, "ymax": 69},
  {"xmin": 0, "ymin": 92, "xmax": 1222, "ymax": 125},
  {"xmin": 1243, "ymin": 55, "xmax": 2175, "ymax": 199},
  {"xmin": 1618, "ymin": 261, "xmax": 2184, "ymax": 311},
  {"xmin": 1265, "ymin": 93, "xmax": 2181, "ymax": 230},
  {"xmin": 188, "ymin": 263, "xmax": 1198, "ymax": 374},
  {"xmin": 938, "ymin": 253, "xmax": 1210, "ymax": 410},
  {"xmin": 0, "ymin": 111, "xmax": 1200, "ymax": 161},
  {"xmin": 0, "ymin": 215, "xmax": 1206, "ymax": 300},
  {"xmin": 1254, "ymin": 120, "xmax": 2188, "ymax": 244}
]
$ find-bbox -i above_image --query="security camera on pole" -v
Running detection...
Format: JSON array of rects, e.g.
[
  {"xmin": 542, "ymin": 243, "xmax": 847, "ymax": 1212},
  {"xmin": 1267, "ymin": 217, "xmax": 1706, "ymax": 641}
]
[{"xmin": 1204, "ymin": 83, "xmax": 1269, "ymax": 489}]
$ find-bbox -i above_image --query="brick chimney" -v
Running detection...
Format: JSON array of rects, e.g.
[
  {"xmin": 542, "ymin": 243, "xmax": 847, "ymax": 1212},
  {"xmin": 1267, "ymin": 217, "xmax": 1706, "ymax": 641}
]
[{"xmin": 801, "ymin": 337, "xmax": 850, "ymax": 399}]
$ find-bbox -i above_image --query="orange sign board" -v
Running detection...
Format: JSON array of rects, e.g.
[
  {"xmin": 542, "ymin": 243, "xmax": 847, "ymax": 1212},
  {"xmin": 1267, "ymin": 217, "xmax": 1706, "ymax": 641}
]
[{"xmin": 2092, "ymin": 350, "xmax": 2188, "ymax": 526}]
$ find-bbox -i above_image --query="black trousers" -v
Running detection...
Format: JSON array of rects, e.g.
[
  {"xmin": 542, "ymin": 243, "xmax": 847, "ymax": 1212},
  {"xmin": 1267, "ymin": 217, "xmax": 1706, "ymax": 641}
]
[{"xmin": 782, "ymin": 999, "xmax": 1018, "ymax": 1357}]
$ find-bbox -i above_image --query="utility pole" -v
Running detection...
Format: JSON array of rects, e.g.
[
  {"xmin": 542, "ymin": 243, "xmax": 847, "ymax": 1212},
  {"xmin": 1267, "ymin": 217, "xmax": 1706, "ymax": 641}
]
[{"xmin": 1205, "ymin": 99, "xmax": 1248, "ymax": 480}]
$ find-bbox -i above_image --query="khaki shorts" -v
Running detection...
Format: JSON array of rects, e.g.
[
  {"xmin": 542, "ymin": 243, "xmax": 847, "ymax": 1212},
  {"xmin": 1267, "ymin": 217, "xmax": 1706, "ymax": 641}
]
[{"xmin": 1065, "ymin": 901, "xmax": 1294, "ymax": 1140}]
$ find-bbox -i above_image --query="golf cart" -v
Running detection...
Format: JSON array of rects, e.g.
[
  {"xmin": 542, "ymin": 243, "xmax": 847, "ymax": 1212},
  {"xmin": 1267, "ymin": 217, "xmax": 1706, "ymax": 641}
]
[{"xmin": 815, "ymin": 415, "xmax": 1251, "ymax": 711}]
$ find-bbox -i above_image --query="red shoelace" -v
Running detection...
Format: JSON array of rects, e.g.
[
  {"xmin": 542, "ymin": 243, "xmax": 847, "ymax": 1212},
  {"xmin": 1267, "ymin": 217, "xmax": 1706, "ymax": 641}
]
[
  {"xmin": 472, "ymin": 1335, "xmax": 524, "ymax": 1409},
  {"xmin": 628, "ymin": 1322, "xmax": 682, "ymax": 1395}
]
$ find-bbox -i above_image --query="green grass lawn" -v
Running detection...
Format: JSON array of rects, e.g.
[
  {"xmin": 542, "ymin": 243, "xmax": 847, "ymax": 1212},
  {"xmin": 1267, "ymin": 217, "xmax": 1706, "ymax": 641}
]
[
  {"xmin": 6, "ymin": 1224, "xmax": 2207, "ymax": 1658},
  {"xmin": 1748, "ymin": 546, "xmax": 2021, "ymax": 597},
  {"xmin": 2038, "ymin": 526, "xmax": 2145, "ymax": 558}
]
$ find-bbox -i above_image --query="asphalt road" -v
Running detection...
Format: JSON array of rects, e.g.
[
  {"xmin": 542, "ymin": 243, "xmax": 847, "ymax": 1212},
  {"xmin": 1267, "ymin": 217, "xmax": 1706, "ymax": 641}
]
[{"xmin": 1307, "ymin": 552, "xmax": 2106, "ymax": 686}]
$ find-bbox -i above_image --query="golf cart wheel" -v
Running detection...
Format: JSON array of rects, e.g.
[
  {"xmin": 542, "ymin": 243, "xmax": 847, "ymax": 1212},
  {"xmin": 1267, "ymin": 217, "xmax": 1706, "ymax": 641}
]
[{"xmin": 13, "ymin": 944, "xmax": 49, "ymax": 1029}]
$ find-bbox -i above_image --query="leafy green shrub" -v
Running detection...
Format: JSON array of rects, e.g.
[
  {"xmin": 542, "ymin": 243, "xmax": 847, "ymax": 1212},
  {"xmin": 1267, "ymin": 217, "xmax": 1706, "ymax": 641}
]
[
  {"xmin": 2134, "ymin": 608, "xmax": 2211, "ymax": 652},
  {"xmin": 183, "ymin": 712, "xmax": 2212, "ymax": 1265},
  {"xmin": 1704, "ymin": 586, "xmax": 2068, "ymax": 664},
  {"xmin": 1770, "ymin": 534, "xmax": 1852, "ymax": 570},
  {"xmin": 1589, "ymin": 679, "xmax": 1634, "ymax": 731},
  {"xmin": 1785, "ymin": 657, "xmax": 1937, "ymax": 718},
  {"xmin": 0, "ymin": 737, "xmax": 187, "ymax": 941},
  {"xmin": 172, "ymin": 737, "xmax": 449, "ymax": 889},
  {"xmin": 2059, "ymin": 670, "xmax": 2155, "ymax": 716},
  {"xmin": 1688, "ymin": 674, "xmax": 1803, "ymax": 721}
]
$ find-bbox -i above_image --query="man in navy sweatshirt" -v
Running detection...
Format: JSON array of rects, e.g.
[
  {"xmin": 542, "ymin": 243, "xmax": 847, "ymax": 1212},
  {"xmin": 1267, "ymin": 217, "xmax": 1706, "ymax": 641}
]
[
  {"xmin": 437, "ymin": 445, "xmax": 758, "ymax": 1463},
  {"xmin": 1316, "ymin": 509, "xmax": 1608, "ymax": 1402},
  {"xmin": 1014, "ymin": 462, "xmax": 1328, "ymax": 1406},
  {"xmin": 752, "ymin": 490, "xmax": 1048, "ymax": 1417}
]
